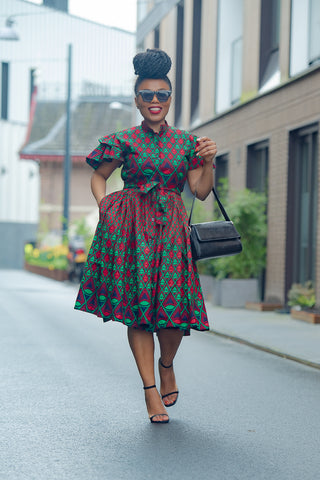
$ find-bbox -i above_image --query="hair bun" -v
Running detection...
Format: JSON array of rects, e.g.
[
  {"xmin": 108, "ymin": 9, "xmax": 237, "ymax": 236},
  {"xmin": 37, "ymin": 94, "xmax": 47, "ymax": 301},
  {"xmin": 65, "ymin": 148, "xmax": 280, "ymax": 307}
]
[{"xmin": 133, "ymin": 49, "xmax": 172, "ymax": 79}]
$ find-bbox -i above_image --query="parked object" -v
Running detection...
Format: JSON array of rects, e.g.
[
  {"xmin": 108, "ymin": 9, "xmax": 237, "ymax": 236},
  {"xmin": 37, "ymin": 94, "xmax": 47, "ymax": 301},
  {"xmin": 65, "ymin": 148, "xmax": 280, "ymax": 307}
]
[{"xmin": 67, "ymin": 235, "xmax": 86, "ymax": 283}]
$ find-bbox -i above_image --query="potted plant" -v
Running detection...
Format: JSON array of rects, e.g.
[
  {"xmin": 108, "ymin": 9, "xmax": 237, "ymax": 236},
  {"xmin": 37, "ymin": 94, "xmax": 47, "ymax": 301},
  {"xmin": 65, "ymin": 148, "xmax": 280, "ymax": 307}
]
[
  {"xmin": 204, "ymin": 188, "xmax": 267, "ymax": 307},
  {"xmin": 288, "ymin": 281, "xmax": 320, "ymax": 324}
]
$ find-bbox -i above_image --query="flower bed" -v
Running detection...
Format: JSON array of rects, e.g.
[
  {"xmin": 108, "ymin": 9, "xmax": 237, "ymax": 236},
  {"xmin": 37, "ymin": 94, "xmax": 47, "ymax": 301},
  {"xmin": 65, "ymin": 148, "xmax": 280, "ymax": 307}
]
[
  {"xmin": 24, "ymin": 243, "xmax": 69, "ymax": 281},
  {"xmin": 24, "ymin": 262, "xmax": 69, "ymax": 281}
]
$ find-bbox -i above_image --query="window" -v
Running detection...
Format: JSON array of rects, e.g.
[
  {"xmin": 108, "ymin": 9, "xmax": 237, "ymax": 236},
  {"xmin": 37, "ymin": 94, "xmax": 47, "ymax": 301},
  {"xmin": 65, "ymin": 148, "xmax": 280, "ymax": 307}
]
[
  {"xmin": 174, "ymin": 1, "xmax": 184, "ymax": 125},
  {"xmin": 308, "ymin": 0, "xmax": 320, "ymax": 65},
  {"xmin": 259, "ymin": 0, "xmax": 280, "ymax": 92},
  {"xmin": 1, "ymin": 62, "xmax": 9, "ymax": 120},
  {"xmin": 230, "ymin": 37, "xmax": 242, "ymax": 105},
  {"xmin": 190, "ymin": 0, "xmax": 202, "ymax": 123},
  {"xmin": 215, "ymin": 0, "xmax": 243, "ymax": 113},
  {"xmin": 247, "ymin": 141, "xmax": 269, "ymax": 300},
  {"xmin": 154, "ymin": 25, "xmax": 160, "ymax": 48},
  {"xmin": 290, "ymin": 0, "xmax": 320, "ymax": 75},
  {"xmin": 286, "ymin": 124, "xmax": 318, "ymax": 292},
  {"xmin": 247, "ymin": 141, "xmax": 269, "ymax": 194},
  {"xmin": 30, "ymin": 69, "xmax": 36, "ymax": 107},
  {"xmin": 215, "ymin": 154, "xmax": 228, "ymax": 198}
]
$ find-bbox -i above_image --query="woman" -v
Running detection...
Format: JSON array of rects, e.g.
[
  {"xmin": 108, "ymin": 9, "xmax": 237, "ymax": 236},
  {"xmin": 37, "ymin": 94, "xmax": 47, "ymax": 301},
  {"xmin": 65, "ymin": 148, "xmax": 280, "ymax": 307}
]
[{"xmin": 75, "ymin": 49, "xmax": 217, "ymax": 424}]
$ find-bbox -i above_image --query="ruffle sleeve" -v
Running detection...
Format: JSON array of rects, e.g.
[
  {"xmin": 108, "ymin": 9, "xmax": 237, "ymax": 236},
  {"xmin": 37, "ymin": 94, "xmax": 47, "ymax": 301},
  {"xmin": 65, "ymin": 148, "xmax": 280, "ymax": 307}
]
[
  {"xmin": 187, "ymin": 134, "xmax": 204, "ymax": 171},
  {"xmin": 86, "ymin": 134, "xmax": 124, "ymax": 170}
]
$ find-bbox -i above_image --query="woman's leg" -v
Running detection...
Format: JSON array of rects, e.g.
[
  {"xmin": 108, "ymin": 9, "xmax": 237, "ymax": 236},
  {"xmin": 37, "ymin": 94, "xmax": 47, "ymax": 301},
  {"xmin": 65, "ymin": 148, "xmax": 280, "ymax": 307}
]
[
  {"xmin": 127, "ymin": 327, "xmax": 168, "ymax": 421},
  {"xmin": 157, "ymin": 329, "xmax": 184, "ymax": 406}
]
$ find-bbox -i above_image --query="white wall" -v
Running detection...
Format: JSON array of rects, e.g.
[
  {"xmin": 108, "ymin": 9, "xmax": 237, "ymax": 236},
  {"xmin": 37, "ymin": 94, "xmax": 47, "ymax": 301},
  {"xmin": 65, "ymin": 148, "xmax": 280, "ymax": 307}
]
[
  {"xmin": 1, "ymin": 0, "xmax": 135, "ymax": 123},
  {"xmin": 215, "ymin": 0, "xmax": 243, "ymax": 114},
  {"xmin": 0, "ymin": 0, "xmax": 135, "ymax": 226},
  {"xmin": 0, "ymin": 121, "xmax": 39, "ymax": 223}
]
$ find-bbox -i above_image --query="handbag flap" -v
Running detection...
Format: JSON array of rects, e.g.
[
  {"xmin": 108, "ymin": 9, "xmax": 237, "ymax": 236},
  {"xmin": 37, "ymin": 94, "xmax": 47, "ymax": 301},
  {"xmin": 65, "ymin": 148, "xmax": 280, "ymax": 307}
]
[{"xmin": 192, "ymin": 220, "xmax": 241, "ymax": 242}]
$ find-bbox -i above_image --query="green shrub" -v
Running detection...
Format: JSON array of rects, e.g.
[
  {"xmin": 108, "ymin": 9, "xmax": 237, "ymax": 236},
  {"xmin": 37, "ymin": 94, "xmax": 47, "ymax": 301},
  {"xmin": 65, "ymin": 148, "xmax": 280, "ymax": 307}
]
[
  {"xmin": 287, "ymin": 281, "xmax": 316, "ymax": 308},
  {"xmin": 201, "ymin": 188, "xmax": 267, "ymax": 279}
]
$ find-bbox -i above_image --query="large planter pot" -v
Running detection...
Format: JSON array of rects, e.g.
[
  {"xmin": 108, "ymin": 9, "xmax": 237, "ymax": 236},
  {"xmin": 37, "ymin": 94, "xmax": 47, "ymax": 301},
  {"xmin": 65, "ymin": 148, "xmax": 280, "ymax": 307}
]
[
  {"xmin": 290, "ymin": 308, "xmax": 320, "ymax": 324},
  {"xmin": 24, "ymin": 262, "xmax": 68, "ymax": 282},
  {"xmin": 199, "ymin": 274, "xmax": 214, "ymax": 302},
  {"xmin": 212, "ymin": 278, "xmax": 259, "ymax": 308}
]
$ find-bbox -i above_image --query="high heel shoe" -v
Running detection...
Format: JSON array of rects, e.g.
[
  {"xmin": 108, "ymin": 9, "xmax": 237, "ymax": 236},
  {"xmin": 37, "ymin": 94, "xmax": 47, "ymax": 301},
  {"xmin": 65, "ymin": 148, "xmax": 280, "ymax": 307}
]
[
  {"xmin": 158, "ymin": 358, "xmax": 179, "ymax": 407},
  {"xmin": 143, "ymin": 385, "xmax": 169, "ymax": 424}
]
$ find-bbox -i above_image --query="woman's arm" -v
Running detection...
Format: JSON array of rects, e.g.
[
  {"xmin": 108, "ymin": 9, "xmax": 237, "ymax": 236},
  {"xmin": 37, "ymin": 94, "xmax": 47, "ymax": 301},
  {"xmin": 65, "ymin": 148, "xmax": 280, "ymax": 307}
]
[
  {"xmin": 187, "ymin": 137, "xmax": 217, "ymax": 200},
  {"xmin": 91, "ymin": 159, "xmax": 123, "ymax": 206}
]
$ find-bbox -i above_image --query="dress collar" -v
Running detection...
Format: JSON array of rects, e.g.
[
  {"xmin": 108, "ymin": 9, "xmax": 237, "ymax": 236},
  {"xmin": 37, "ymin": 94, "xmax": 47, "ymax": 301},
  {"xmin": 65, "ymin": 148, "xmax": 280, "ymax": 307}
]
[{"xmin": 141, "ymin": 120, "xmax": 169, "ymax": 134}]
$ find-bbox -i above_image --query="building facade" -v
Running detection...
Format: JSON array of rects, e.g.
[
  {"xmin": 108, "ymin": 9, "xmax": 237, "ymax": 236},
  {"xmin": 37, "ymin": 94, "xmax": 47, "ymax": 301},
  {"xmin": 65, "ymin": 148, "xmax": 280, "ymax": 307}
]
[
  {"xmin": 0, "ymin": 0, "xmax": 134, "ymax": 268},
  {"xmin": 137, "ymin": 0, "xmax": 320, "ymax": 305}
]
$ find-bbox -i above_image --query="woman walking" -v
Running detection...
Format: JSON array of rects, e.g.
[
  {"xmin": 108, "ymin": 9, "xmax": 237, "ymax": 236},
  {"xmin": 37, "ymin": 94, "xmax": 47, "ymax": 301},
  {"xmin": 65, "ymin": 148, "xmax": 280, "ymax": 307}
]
[{"xmin": 75, "ymin": 49, "xmax": 217, "ymax": 423}]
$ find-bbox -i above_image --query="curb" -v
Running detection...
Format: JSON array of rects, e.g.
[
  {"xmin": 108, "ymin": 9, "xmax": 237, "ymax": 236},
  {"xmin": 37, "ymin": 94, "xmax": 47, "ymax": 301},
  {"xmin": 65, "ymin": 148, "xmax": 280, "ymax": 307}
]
[{"xmin": 208, "ymin": 328, "xmax": 320, "ymax": 371}]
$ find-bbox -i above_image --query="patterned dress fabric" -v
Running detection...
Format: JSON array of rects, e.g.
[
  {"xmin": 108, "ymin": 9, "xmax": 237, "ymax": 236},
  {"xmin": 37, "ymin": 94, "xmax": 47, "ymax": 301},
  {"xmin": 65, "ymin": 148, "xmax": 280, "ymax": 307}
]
[{"xmin": 74, "ymin": 121, "xmax": 209, "ymax": 335}]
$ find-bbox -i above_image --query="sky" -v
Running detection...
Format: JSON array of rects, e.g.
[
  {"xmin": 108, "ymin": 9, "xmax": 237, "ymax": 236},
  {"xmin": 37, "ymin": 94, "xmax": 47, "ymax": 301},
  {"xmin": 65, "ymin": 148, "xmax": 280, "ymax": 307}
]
[{"xmin": 28, "ymin": 0, "xmax": 137, "ymax": 32}]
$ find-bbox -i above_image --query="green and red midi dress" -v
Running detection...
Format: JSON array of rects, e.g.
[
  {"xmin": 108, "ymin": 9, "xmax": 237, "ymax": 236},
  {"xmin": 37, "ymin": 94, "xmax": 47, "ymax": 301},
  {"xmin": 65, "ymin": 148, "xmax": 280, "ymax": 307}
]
[{"xmin": 74, "ymin": 121, "xmax": 209, "ymax": 335}]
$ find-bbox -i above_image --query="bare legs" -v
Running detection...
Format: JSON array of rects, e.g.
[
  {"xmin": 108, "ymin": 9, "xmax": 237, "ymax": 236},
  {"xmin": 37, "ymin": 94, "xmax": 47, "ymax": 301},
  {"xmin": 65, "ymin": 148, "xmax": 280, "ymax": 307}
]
[
  {"xmin": 127, "ymin": 327, "xmax": 184, "ymax": 420},
  {"xmin": 157, "ymin": 329, "xmax": 183, "ymax": 406}
]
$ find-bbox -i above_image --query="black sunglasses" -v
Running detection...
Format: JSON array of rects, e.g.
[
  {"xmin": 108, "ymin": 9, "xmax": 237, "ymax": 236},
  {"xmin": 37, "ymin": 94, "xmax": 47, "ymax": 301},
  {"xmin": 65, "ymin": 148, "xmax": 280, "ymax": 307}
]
[{"xmin": 137, "ymin": 89, "xmax": 172, "ymax": 103}]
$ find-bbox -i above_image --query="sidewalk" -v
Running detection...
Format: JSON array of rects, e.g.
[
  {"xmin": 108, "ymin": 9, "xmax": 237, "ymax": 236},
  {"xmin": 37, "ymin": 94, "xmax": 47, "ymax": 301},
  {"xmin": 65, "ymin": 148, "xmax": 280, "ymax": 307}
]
[{"xmin": 205, "ymin": 302, "xmax": 320, "ymax": 369}]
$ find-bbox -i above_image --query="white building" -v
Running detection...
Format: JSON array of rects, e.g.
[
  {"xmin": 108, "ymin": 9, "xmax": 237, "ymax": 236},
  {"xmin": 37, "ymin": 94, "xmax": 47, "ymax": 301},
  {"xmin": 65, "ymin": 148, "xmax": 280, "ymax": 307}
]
[{"xmin": 0, "ymin": 0, "xmax": 135, "ymax": 268}]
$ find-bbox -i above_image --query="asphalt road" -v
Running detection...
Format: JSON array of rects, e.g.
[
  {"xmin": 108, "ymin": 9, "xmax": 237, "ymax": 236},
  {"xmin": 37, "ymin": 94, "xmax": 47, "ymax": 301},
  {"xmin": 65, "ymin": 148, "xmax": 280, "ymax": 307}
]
[{"xmin": 1, "ymin": 271, "xmax": 319, "ymax": 480}]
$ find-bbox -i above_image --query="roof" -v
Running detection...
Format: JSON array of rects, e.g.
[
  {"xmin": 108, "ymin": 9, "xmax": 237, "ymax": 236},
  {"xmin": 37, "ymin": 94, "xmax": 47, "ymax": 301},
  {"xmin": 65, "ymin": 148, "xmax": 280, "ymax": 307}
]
[{"xmin": 20, "ymin": 96, "xmax": 133, "ymax": 163}]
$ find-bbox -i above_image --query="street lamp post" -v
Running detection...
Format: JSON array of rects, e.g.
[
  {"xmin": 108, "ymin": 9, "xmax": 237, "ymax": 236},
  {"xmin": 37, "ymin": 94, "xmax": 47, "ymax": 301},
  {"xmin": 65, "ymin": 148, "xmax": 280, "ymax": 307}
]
[{"xmin": 62, "ymin": 43, "xmax": 72, "ymax": 242}]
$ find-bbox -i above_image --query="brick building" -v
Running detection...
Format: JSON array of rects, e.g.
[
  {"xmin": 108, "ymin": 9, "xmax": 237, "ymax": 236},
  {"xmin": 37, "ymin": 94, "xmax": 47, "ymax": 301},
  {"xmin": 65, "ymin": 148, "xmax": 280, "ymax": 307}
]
[{"xmin": 137, "ymin": 0, "xmax": 320, "ymax": 305}]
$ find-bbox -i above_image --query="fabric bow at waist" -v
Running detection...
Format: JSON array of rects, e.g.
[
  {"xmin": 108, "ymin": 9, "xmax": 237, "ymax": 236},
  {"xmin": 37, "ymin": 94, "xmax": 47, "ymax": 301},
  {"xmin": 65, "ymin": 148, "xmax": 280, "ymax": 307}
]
[{"xmin": 124, "ymin": 181, "xmax": 181, "ymax": 225}]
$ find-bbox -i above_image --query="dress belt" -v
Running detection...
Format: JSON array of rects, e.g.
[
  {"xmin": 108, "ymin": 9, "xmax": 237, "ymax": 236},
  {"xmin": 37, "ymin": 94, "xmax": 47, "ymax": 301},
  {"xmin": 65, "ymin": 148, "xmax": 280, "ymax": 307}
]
[{"xmin": 123, "ymin": 181, "xmax": 181, "ymax": 225}]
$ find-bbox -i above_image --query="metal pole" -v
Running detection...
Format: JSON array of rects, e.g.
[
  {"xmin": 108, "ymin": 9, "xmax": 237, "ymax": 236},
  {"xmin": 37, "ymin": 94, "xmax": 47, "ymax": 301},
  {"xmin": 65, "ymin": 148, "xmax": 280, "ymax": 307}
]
[{"xmin": 63, "ymin": 43, "xmax": 72, "ymax": 242}]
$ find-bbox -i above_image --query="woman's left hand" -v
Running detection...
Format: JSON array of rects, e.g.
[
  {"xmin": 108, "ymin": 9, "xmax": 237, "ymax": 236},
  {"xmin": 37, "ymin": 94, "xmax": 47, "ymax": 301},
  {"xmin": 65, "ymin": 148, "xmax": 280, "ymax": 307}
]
[{"xmin": 196, "ymin": 137, "xmax": 217, "ymax": 164}]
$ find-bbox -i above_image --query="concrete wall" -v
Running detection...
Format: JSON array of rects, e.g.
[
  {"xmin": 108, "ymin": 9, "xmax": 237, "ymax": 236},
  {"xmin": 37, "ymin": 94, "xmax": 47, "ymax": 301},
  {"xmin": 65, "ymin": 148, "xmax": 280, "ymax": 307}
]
[{"xmin": 0, "ymin": 222, "xmax": 37, "ymax": 269}]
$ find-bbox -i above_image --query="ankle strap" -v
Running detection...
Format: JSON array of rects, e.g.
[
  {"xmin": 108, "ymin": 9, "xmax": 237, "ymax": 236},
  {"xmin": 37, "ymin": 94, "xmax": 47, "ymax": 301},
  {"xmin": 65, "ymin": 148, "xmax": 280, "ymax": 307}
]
[
  {"xmin": 143, "ymin": 384, "xmax": 156, "ymax": 390},
  {"xmin": 159, "ymin": 358, "xmax": 173, "ymax": 369}
]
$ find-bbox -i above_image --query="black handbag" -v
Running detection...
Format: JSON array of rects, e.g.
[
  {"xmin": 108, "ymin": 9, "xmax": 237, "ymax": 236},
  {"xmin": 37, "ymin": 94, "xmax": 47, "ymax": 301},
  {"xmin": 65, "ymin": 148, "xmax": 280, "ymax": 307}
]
[{"xmin": 188, "ymin": 187, "xmax": 242, "ymax": 261}]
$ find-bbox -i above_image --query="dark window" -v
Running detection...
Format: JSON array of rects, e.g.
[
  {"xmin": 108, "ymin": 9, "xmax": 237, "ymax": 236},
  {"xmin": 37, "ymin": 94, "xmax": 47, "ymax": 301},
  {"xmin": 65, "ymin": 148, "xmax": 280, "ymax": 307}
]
[
  {"xmin": 247, "ymin": 140, "xmax": 269, "ymax": 194},
  {"xmin": 175, "ymin": 1, "xmax": 184, "ymax": 125},
  {"xmin": 286, "ymin": 124, "xmax": 318, "ymax": 295},
  {"xmin": 1, "ymin": 62, "xmax": 9, "ymax": 120},
  {"xmin": 190, "ymin": 0, "xmax": 202, "ymax": 122},
  {"xmin": 215, "ymin": 154, "xmax": 228, "ymax": 198},
  {"xmin": 30, "ymin": 69, "xmax": 36, "ymax": 106},
  {"xmin": 43, "ymin": 0, "xmax": 68, "ymax": 12},
  {"xmin": 247, "ymin": 141, "xmax": 269, "ymax": 301},
  {"xmin": 154, "ymin": 25, "xmax": 160, "ymax": 49},
  {"xmin": 259, "ymin": 0, "xmax": 280, "ymax": 87}
]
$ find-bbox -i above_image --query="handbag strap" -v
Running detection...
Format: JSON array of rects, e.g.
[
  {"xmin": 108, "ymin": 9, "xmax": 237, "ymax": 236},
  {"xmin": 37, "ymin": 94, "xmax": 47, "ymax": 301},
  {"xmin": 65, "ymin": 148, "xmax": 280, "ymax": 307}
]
[{"xmin": 188, "ymin": 186, "xmax": 231, "ymax": 226}]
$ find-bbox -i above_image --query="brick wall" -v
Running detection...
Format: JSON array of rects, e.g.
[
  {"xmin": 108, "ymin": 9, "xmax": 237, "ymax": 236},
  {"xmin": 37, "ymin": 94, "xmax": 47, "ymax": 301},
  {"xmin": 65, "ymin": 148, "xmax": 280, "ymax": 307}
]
[{"xmin": 193, "ymin": 67, "xmax": 320, "ymax": 303}]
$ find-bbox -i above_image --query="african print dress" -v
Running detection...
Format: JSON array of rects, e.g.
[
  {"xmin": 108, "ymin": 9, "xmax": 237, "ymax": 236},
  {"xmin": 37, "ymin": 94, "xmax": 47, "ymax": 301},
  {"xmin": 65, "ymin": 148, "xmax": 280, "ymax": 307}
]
[{"xmin": 74, "ymin": 121, "xmax": 209, "ymax": 335}]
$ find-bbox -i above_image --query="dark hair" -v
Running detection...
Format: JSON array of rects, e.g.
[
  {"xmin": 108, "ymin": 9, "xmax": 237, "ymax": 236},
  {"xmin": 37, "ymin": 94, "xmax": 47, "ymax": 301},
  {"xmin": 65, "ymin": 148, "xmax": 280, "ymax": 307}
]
[{"xmin": 133, "ymin": 48, "xmax": 172, "ymax": 94}]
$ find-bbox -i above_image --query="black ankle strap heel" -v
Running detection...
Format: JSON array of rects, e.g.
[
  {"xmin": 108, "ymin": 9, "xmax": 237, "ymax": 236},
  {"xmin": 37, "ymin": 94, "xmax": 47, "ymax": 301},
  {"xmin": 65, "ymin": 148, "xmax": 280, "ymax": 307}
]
[{"xmin": 143, "ymin": 384, "xmax": 169, "ymax": 424}]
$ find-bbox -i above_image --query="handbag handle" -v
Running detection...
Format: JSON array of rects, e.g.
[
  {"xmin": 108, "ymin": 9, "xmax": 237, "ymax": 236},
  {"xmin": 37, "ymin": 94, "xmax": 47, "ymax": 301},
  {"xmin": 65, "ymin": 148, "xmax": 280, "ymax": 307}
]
[{"xmin": 188, "ymin": 186, "xmax": 231, "ymax": 226}]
